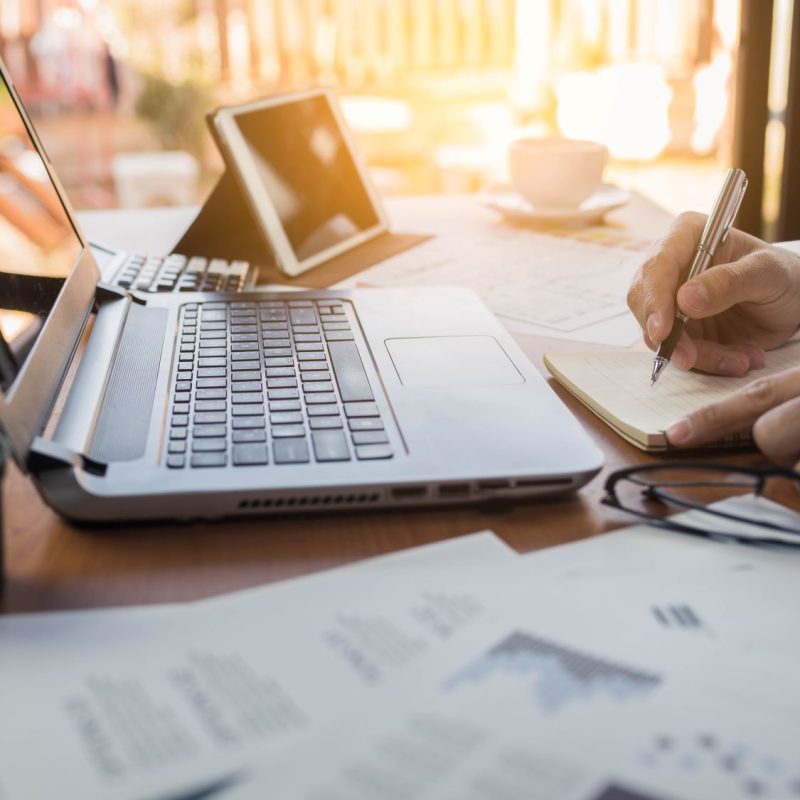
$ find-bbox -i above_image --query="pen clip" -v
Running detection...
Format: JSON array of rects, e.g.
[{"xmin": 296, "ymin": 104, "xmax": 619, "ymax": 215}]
[{"xmin": 721, "ymin": 176, "xmax": 748, "ymax": 244}]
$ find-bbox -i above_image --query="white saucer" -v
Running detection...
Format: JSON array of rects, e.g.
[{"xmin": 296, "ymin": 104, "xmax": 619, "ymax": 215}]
[{"xmin": 482, "ymin": 183, "xmax": 631, "ymax": 226}]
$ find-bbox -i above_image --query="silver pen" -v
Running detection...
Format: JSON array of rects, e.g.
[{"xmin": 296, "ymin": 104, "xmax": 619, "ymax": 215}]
[{"xmin": 650, "ymin": 167, "xmax": 748, "ymax": 385}]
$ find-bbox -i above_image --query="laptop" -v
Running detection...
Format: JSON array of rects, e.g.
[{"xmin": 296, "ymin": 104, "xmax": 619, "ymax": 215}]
[{"xmin": 0, "ymin": 61, "xmax": 603, "ymax": 522}]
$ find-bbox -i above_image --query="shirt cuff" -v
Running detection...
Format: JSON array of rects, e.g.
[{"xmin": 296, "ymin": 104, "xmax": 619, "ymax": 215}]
[{"xmin": 776, "ymin": 241, "xmax": 800, "ymax": 257}]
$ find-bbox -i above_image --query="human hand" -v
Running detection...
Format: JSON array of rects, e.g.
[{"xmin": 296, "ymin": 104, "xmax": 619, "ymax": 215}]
[
  {"xmin": 627, "ymin": 211, "xmax": 800, "ymax": 376},
  {"xmin": 666, "ymin": 367, "xmax": 800, "ymax": 466}
]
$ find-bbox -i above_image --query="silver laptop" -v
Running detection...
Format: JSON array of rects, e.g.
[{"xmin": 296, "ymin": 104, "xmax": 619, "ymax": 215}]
[{"xmin": 0, "ymin": 62, "xmax": 603, "ymax": 522}]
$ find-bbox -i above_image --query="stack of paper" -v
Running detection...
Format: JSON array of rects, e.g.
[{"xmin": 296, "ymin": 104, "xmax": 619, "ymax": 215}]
[{"xmin": 3, "ymin": 498, "xmax": 800, "ymax": 800}]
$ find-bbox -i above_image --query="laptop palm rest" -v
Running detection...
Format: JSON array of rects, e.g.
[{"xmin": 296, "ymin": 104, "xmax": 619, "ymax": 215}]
[
  {"xmin": 386, "ymin": 336, "xmax": 524, "ymax": 388},
  {"xmin": 89, "ymin": 303, "xmax": 167, "ymax": 463}
]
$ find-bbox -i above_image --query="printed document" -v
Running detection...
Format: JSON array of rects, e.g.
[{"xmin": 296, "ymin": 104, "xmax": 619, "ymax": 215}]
[{"xmin": 0, "ymin": 532, "xmax": 518, "ymax": 800}]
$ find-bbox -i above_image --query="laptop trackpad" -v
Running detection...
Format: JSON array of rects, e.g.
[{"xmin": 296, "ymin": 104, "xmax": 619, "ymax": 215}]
[{"xmin": 386, "ymin": 336, "xmax": 524, "ymax": 387}]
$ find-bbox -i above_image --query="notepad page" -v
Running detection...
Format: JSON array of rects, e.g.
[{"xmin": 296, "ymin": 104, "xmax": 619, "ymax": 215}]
[{"xmin": 545, "ymin": 341, "xmax": 800, "ymax": 446}]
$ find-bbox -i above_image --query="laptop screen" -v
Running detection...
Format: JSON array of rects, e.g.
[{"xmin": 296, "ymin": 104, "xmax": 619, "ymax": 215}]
[
  {"xmin": 0, "ymin": 73, "xmax": 82, "ymax": 391},
  {"xmin": 234, "ymin": 93, "xmax": 380, "ymax": 262}
]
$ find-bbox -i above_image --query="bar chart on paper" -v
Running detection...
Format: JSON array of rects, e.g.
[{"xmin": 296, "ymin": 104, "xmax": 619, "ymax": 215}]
[{"xmin": 443, "ymin": 631, "xmax": 662, "ymax": 714}]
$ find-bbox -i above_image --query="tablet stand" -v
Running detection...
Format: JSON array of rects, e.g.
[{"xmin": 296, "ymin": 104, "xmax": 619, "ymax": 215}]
[
  {"xmin": 171, "ymin": 168, "xmax": 431, "ymax": 288},
  {"xmin": 172, "ymin": 169, "xmax": 268, "ymax": 265}
]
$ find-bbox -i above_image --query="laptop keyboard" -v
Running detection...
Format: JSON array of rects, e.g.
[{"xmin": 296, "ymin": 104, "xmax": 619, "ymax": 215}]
[
  {"xmin": 113, "ymin": 253, "xmax": 253, "ymax": 293},
  {"xmin": 165, "ymin": 299, "xmax": 393, "ymax": 468}
]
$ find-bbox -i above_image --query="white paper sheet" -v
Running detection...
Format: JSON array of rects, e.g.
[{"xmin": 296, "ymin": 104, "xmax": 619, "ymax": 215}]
[
  {"xmin": 226, "ymin": 497, "xmax": 800, "ymax": 800},
  {"xmin": 0, "ymin": 532, "xmax": 519, "ymax": 800}
]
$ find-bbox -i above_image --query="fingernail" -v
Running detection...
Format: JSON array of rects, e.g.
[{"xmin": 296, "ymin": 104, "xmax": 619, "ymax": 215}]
[
  {"xmin": 681, "ymin": 282, "xmax": 709, "ymax": 312},
  {"xmin": 646, "ymin": 313, "xmax": 661, "ymax": 342},
  {"xmin": 667, "ymin": 417, "xmax": 692, "ymax": 445}
]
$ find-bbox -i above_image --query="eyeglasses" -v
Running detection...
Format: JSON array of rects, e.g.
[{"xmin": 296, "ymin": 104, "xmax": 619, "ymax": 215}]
[{"xmin": 602, "ymin": 462, "xmax": 800, "ymax": 546}]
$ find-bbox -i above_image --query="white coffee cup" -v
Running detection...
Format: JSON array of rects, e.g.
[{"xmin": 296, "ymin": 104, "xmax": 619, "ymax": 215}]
[{"xmin": 508, "ymin": 138, "xmax": 608, "ymax": 208}]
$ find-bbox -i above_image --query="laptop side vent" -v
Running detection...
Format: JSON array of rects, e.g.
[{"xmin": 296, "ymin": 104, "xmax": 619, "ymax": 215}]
[{"xmin": 238, "ymin": 492, "xmax": 383, "ymax": 511}]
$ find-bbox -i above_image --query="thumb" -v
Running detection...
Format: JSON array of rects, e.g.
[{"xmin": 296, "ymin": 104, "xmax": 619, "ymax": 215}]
[{"xmin": 676, "ymin": 249, "xmax": 790, "ymax": 319}]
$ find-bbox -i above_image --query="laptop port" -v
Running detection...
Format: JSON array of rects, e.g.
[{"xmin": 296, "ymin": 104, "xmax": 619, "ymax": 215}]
[
  {"xmin": 438, "ymin": 483, "xmax": 471, "ymax": 498},
  {"xmin": 391, "ymin": 486, "xmax": 427, "ymax": 500},
  {"xmin": 478, "ymin": 480, "xmax": 510, "ymax": 490}
]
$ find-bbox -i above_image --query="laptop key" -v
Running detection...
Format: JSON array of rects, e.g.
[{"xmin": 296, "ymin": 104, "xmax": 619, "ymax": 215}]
[
  {"xmin": 270, "ymin": 411, "xmax": 304, "ymax": 425},
  {"xmin": 327, "ymin": 341, "xmax": 374, "ymax": 402},
  {"xmin": 266, "ymin": 367, "xmax": 295, "ymax": 378},
  {"xmin": 233, "ymin": 429, "xmax": 266, "ymax": 443},
  {"xmin": 173, "ymin": 403, "xmax": 190, "ymax": 414},
  {"xmin": 325, "ymin": 330, "xmax": 354, "ymax": 341},
  {"xmin": 232, "ymin": 392, "xmax": 263, "ymax": 404},
  {"xmin": 197, "ymin": 367, "xmax": 227, "ymax": 378},
  {"xmin": 167, "ymin": 454, "xmax": 186, "ymax": 468},
  {"xmin": 195, "ymin": 400, "xmax": 226, "ymax": 412},
  {"xmin": 191, "ymin": 452, "xmax": 227, "ymax": 468},
  {"xmin": 197, "ymin": 377, "xmax": 227, "ymax": 388},
  {"xmin": 265, "ymin": 357, "xmax": 294, "ymax": 368},
  {"xmin": 198, "ymin": 357, "xmax": 227, "ymax": 368},
  {"xmin": 273, "ymin": 438, "xmax": 310, "ymax": 464},
  {"xmin": 290, "ymin": 308, "xmax": 316, "ymax": 325},
  {"xmin": 192, "ymin": 438, "xmax": 227, "ymax": 452},
  {"xmin": 355, "ymin": 444, "xmax": 393, "ymax": 460},
  {"xmin": 194, "ymin": 412, "xmax": 226, "ymax": 424},
  {"xmin": 193, "ymin": 425, "xmax": 227, "ymax": 438},
  {"xmin": 269, "ymin": 400, "xmax": 301, "ymax": 412},
  {"xmin": 344, "ymin": 402, "xmax": 379, "ymax": 418},
  {"xmin": 171, "ymin": 415, "xmax": 189, "ymax": 427},
  {"xmin": 264, "ymin": 347, "xmax": 292, "ymax": 357},
  {"xmin": 272, "ymin": 424, "xmax": 306, "ymax": 438},
  {"xmin": 348, "ymin": 418, "xmax": 384, "ymax": 431},
  {"xmin": 196, "ymin": 388, "xmax": 227, "ymax": 400},
  {"xmin": 307, "ymin": 404, "xmax": 339, "ymax": 417},
  {"xmin": 168, "ymin": 441, "xmax": 187, "ymax": 454},
  {"xmin": 299, "ymin": 360, "xmax": 328, "ymax": 371},
  {"xmin": 233, "ymin": 444, "xmax": 269, "ymax": 466},
  {"xmin": 232, "ymin": 404, "xmax": 265, "ymax": 416},
  {"xmin": 309, "ymin": 416, "xmax": 343, "ymax": 430},
  {"xmin": 296, "ymin": 343, "xmax": 323, "ymax": 352},
  {"xmin": 312, "ymin": 429, "xmax": 351, "ymax": 462},
  {"xmin": 170, "ymin": 428, "xmax": 188, "ymax": 440},
  {"xmin": 175, "ymin": 380, "xmax": 192, "ymax": 392},
  {"xmin": 174, "ymin": 391, "xmax": 190, "ymax": 403},
  {"xmin": 301, "ymin": 371, "xmax": 331, "ymax": 382},
  {"xmin": 303, "ymin": 382, "xmax": 334, "ymax": 393},
  {"xmin": 352, "ymin": 430, "xmax": 389, "ymax": 445},
  {"xmin": 232, "ymin": 380, "xmax": 263, "ymax": 392},
  {"xmin": 304, "ymin": 393, "xmax": 337, "ymax": 405},
  {"xmin": 232, "ymin": 416, "xmax": 266, "ymax": 429},
  {"xmin": 267, "ymin": 388, "xmax": 299, "ymax": 400}
]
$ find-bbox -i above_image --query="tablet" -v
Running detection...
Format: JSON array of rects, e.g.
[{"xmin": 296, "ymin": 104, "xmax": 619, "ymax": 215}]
[{"xmin": 211, "ymin": 88, "xmax": 389, "ymax": 277}]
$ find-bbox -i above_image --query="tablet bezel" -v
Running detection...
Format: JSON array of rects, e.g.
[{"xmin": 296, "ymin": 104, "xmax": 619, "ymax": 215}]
[{"xmin": 211, "ymin": 87, "xmax": 389, "ymax": 277}]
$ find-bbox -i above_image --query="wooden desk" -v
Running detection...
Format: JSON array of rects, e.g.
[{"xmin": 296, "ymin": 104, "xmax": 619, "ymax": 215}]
[{"xmin": 1, "ymin": 195, "xmax": 791, "ymax": 614}]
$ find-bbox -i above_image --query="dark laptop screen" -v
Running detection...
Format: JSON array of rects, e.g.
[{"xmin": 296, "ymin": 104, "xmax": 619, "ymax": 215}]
[
  {"xmin": 234, "ymin": 93, "xmax": 380, "ymax": 262},
  {"xmin": 0, "ymin": 73, "xmax": 82, "ymax": 391}
]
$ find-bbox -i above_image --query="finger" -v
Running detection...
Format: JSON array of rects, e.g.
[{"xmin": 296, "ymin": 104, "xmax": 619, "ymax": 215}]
[
  {"xmin": 688, "ymin": 340, "xmax": 766, "ymax": 376},
  {"xmin": 676, "ymin": 248, "xmax": 792, "ymax": 320},
  {"xmin": 629, "ymin": 211, "xmax": 707, "ymax": 343},
  {"xmin": 753, "ymin": 396, "xmax": 800, "ymax": 465},
  {"xmin": 665, "ymin": 367, "xmax": 800, "ymax": 447}
]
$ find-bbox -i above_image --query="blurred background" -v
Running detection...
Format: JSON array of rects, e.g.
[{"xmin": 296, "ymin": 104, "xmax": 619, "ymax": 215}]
[{"xmin": 0, "ymin": 0, "xmax": 795, "ymax": 238}]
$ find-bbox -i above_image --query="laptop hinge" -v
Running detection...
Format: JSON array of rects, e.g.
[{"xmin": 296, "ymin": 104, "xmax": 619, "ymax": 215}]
[
  {"xmin": 27, "ymin": 436, "xmax": 107, "ymax": 477},
  {"xmin": 94, "ymin": 282, "xmax": 140, "ymax": 307}
]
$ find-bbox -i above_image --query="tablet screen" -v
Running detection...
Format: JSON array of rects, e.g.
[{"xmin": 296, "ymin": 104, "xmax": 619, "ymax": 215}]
[{"xmin": 233, "ymin": 94, "xmax": 380, "ymax": 263}]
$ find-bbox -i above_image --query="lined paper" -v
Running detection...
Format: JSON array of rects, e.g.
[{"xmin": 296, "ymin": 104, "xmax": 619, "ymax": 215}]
[{"xmin": 545, "ymin": 342, "xmax": 800, "ymax": 449}]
